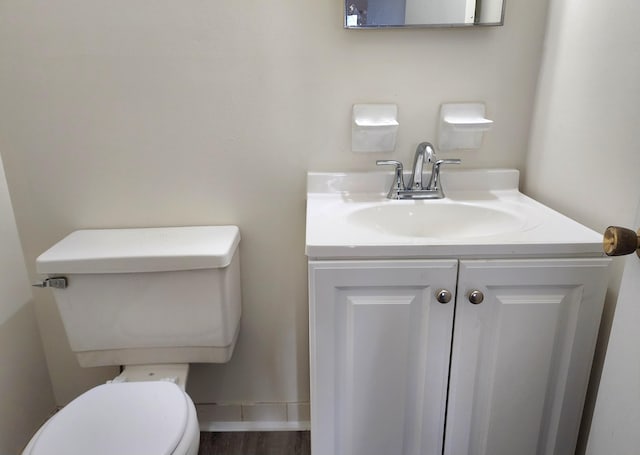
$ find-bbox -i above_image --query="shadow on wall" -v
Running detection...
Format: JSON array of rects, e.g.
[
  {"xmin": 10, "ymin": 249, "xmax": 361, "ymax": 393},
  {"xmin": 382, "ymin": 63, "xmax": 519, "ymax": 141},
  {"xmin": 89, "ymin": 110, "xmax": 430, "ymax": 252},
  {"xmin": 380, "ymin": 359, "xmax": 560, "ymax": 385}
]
[{"xmin": 0, "ymin": 302, "xmax": 56, "ymax": 453}]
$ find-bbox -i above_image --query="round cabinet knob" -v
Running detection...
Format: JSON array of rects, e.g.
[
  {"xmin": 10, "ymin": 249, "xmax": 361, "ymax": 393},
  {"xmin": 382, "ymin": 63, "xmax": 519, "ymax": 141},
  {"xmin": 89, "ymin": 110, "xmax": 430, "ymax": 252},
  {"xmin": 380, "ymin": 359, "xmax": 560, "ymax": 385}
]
[
  {"xmin": 468, "ymin": 290, "xmax": 484, "ymax": 305},
  {"xmin": 436, "ymin": 289, "xmax": 452, "ymax": 304}
]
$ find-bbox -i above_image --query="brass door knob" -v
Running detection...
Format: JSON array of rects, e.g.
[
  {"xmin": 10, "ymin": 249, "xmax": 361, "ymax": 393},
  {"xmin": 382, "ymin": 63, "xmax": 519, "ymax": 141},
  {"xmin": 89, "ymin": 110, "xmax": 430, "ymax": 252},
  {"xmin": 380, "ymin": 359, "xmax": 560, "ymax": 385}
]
[
  {"xmin": 436, "ymin": 289, "xmax": 452, "ymax": 304},
  {"xmin": 603, "ymin": 226, "xmax": 640, "ymax": 257},
  {"xmin": 468, "ymin": 290, "xmax": 484, "ymax": 304}
]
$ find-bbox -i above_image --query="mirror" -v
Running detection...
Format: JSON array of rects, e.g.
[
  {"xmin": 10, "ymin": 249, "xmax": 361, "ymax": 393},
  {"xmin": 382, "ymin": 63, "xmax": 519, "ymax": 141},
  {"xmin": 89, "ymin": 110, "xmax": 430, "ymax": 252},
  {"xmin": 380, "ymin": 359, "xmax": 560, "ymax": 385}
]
[{"xmin": 345, "ymin": 0, "xmax": 505, "ymax": 28}]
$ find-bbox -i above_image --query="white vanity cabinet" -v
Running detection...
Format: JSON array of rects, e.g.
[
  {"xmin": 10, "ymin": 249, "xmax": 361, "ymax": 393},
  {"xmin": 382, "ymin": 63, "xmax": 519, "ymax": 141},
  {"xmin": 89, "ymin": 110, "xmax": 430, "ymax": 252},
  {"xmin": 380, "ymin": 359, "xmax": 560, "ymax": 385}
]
[
  {"xmin": 309, "ymin": 259, "xmax": 458, "ymax": 455},
  {"xmin": 308, "ymin": 257, "xmax": 609, "ymax": 455}
]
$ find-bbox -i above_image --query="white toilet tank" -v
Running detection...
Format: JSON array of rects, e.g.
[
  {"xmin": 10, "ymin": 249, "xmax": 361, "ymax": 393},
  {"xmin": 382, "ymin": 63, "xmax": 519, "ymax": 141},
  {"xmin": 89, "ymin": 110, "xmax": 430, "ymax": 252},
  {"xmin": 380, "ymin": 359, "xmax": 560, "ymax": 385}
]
[{"xmin": 36, "ymin": 226, "xmax": 241, "ymax": 367}]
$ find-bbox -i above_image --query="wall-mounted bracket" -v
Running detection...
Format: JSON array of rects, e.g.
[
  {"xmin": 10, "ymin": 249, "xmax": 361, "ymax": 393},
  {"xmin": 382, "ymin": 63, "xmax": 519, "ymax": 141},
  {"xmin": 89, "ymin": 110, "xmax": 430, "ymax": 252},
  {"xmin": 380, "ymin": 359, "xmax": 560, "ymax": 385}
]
[
  {"xmin": 352, "ymin": 104, "xmax": 399, "ymax": 153},
  {"xmin": 438, "ymin": 102, "xmax": 493, "ymax": 151}
]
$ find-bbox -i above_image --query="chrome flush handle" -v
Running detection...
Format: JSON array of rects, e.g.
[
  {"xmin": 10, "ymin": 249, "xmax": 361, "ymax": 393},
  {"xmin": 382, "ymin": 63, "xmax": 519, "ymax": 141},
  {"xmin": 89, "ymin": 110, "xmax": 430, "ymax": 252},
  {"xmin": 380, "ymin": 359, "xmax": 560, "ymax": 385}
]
[{"xmin": 32, "ymin": 277, "xmax": 68, "ymax": 289}]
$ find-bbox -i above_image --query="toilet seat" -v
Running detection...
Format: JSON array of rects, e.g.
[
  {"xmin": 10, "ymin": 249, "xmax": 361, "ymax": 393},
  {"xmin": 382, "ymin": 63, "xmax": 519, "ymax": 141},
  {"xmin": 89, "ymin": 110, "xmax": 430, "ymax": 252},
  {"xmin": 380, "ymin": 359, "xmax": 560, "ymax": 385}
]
[{"xmin": 24, "ymin": 381, "xmax": 198, "ymax": 455}]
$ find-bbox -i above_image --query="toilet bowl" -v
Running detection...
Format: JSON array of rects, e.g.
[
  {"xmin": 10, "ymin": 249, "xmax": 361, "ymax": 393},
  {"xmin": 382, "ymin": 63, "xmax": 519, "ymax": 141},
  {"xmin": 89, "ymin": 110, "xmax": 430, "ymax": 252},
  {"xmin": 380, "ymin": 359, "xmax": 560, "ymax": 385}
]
[
  {"xmin": 25, "ymin": 226, "xmax": 242, "ymax": 455},
  {"xmin": 23, "ymin": 381, "xmax": 199, "ymax": 455}
]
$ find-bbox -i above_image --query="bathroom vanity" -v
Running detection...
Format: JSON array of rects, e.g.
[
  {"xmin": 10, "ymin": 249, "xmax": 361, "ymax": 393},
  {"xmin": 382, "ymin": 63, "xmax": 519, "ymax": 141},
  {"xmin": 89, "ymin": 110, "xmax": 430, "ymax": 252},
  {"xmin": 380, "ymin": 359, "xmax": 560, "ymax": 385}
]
[{"xmin": 306, "ymin": 170, "xmax": 609, "ymax": 455}]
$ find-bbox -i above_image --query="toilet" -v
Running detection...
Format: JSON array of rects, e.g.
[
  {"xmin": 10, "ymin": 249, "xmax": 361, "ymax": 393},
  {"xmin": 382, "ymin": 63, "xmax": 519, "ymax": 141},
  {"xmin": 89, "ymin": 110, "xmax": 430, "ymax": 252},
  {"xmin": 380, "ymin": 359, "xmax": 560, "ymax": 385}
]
[{"xmin": 22, "ymin": 225, "xmax": 242, "ymax": 455}]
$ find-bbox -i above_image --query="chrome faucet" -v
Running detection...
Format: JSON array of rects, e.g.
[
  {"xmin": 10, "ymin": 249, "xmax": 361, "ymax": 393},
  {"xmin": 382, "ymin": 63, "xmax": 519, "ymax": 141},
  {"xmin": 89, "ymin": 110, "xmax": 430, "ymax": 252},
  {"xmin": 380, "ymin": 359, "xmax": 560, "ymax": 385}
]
[
  {"xmin": 407, "ymin": 142, "xmax": 436, "ymax": 191},
  {"xmin": 376, "ymin": 142, "xmax": 461, "ymax": 199}
]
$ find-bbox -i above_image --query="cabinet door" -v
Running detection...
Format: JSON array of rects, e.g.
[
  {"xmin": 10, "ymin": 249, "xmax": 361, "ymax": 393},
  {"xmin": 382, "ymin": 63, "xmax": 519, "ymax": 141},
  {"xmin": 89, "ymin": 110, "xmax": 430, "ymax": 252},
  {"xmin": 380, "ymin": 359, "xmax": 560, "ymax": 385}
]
[
  {"xmin": 309, "ymin": 260, "xmax": 458, "ymax": 455},
  {"xmin": 445, "ymin": 258, "xmax": 610, "ymax": 455}
]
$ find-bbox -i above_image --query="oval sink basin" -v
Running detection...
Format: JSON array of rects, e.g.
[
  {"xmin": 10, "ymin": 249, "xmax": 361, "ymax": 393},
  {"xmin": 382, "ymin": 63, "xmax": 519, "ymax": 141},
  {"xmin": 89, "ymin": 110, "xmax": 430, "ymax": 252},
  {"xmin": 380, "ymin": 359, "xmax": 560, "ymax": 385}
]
[{"xmin": 347, "ymin": 203, "xmax": 527, "ymax": 239}]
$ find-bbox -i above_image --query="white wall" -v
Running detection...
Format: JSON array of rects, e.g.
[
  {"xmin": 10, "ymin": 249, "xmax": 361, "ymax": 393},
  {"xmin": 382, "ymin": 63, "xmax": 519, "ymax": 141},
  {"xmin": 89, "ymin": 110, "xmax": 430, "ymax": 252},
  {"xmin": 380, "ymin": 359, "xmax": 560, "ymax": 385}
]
[
  {"xmin": 523, "ymin": 0, "xmax": 640, "ymax": 452},
  {"xmin": 0, "ymin": 153, "xmax": 55, "ymax": 453},
  {"xmin": 0, "ymin": 0, "xmax": 550, "ymax": 408},
  {"xmin": 0, "ymin": 162, "xmax": 32, "ymax": 327}
]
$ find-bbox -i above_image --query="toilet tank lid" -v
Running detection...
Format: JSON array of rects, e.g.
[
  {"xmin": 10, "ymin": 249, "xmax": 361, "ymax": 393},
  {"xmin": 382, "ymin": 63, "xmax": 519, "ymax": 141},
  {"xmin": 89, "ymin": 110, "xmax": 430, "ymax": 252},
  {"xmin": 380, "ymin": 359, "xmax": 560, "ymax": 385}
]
[{"xmin": 36, "ymin": 226, "xmax": 240, "ymax": 274}]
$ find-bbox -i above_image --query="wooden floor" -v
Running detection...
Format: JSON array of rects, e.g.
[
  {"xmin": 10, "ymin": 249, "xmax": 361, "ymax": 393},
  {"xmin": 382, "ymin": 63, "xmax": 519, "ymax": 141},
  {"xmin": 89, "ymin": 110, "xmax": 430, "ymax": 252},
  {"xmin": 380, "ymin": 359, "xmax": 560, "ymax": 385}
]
[{"xmin": 198, "ymin": 431, "xmax": 311, "ymax": 455}]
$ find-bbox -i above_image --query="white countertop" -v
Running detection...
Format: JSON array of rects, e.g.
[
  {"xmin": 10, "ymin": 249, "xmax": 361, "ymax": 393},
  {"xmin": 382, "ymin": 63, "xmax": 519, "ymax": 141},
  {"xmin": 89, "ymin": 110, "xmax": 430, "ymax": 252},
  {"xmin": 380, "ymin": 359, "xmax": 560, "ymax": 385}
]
[{"xmin": 305, "ymin": 169, "xmax": 604, "ymax": 259}]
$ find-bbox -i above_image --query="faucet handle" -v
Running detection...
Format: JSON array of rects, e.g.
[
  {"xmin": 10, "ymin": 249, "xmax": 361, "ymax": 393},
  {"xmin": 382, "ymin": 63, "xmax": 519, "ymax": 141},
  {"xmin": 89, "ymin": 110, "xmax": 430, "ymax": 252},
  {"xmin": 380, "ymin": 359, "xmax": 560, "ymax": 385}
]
[
  {"xmin": 435, "ymin": 158, "xmax": 462, "ymax": 167},
  {"xmin": 426, "ymin": 158, "xmax": 461, "ymax": 193},
  {"xmin": 431, "ymin": 158, "xmax": 462, "ymax": 178},
  {"xmin": 376, "ymin": 160, "xmax": 401, "ymax": 166},
  {"xmin": 376, "ymin": 160, "xmax": 406, "ymax": 199}
]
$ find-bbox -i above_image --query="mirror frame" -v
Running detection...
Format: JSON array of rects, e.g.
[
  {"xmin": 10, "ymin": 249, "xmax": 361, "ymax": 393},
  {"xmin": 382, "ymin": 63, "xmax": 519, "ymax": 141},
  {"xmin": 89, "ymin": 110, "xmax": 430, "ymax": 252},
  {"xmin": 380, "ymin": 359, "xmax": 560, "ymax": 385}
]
[{"xmin": 344, "ymin": 0, "xmax": 505, "ymax": 29}]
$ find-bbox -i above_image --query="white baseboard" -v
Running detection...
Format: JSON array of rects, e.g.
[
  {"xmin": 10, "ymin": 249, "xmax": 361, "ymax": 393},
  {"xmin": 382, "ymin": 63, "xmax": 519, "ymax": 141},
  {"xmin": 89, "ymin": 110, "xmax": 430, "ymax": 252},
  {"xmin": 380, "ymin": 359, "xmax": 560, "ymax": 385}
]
[
  {"xmin": 199, "ymin": 420, "xmax": 311, "ymax": 432},
  {"xmin": 195, "ymin": 401, "xmax": 310, "ymax": 432}
]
